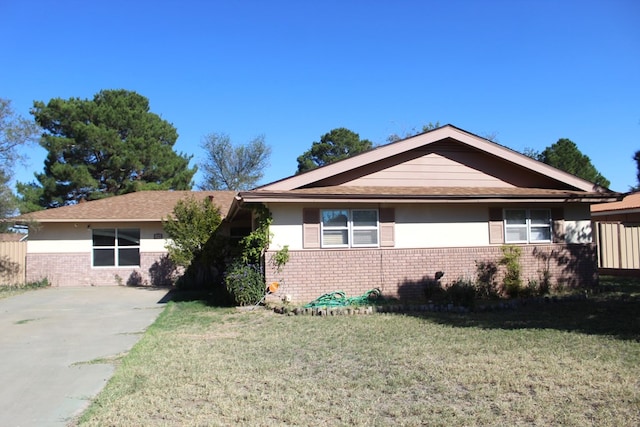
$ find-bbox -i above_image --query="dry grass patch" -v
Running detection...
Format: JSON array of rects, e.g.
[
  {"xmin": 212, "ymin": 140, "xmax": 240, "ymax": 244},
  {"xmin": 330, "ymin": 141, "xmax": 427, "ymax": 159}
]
[
  {"xmin": 78, "ymin": 284, "xmax": 640, "ymax": 426},
  {"xmin": 0, "ymin": 279, "xmax": 50, "ymax": 300}
]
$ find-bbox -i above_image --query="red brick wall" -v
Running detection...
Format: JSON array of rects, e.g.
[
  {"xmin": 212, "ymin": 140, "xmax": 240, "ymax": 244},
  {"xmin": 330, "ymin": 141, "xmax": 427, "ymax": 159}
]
[
  {"xmin": 26, "ymin": 252, "xmax": 174, "ymax": 287},
  {"xmin": 265, "ymin": 244, "xmax": 597, "ymax": 303}
]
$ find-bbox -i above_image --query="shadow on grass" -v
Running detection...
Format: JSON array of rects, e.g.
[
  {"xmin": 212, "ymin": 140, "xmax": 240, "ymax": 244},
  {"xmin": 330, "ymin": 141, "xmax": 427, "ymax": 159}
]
[
  {"xmin": 157, "ymin": 286, "xmax": 234, "ymax": 307},
  {"xmin": 406, "ymin": 276, "xmax": 640, "ymax": 342}
]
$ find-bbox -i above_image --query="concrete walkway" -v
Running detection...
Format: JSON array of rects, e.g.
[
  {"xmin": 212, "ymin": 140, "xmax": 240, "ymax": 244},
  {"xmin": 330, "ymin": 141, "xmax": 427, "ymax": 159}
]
[{"xmin": 0, "ymin": 286, "xmax": 169, "ymax": 427}]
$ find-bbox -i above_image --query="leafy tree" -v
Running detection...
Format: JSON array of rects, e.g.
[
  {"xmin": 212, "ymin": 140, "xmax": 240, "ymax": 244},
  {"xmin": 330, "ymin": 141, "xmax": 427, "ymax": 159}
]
[
  {"xmin": 199, "ymin": 133, "xmax": 271, "ymax": 191},
  {"xmin": 537, "ymin": 138, "xmax": 610, "ymax": 188},
  {"xmin": 633, "ymin": 150, "xmax": 640, "ymax": 191},
  {"xmin": 0, "ymin": 98, "xmax": 40, "ymax": 173},
  {"xmin": 0, "ymin": 171, "xmax": 16, "ymax": 232},
  {"xmin": 387, "ymin": 122, "xmax": 441, "ymax": 143},
  {"xmin": 17, "ymin": 89, "xmax": 195, "ymax": 211},
  {"xmin": 162, "ymin": 196, "xmax": 224, "ymax": 268},
  {"xmin": 296, "ymin": 128, "xmax": 373, "ymax": 173},
  {"xmin": 0, "ymin": 98, "xmax": 40, "ymax": 223},
  {"xmin": 522, "ymin": 147, "xmax": 541, "ymax": 160},
  {"xmin": 163, "ymin": 195, "xmax": 232, "ymax": 295}
]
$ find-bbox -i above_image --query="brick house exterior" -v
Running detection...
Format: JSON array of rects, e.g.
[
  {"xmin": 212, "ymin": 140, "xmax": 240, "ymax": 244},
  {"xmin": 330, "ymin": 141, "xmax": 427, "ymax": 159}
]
[
  {"xmin": 15, "ymin": 191, "xmax": 236, "ymax": 287},
  {"xmin": 12, "ymin": 125, "xmax": 619, "ymax": 300},
  {"xmin": 238, "ymin": 125, "xmax": 619, "ymax": 303}
]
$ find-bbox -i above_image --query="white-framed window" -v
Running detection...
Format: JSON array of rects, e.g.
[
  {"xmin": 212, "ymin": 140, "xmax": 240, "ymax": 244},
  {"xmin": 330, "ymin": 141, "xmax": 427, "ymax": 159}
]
[
  {"xmin": 92, "ymin": 228, "xmax": 140, "ymax": 267},
  {"xmin": 504, "ymin": 209, "xmax": 551, "ymax": 243},
  {"xmin": 320, "ymin": 209, "xmax": 379, "ymax": 248}
]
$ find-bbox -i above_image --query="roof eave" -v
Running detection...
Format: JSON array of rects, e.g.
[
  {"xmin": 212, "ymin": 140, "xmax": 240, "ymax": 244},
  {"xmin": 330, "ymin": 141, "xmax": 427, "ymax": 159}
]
[
  {"xmin": 240, "ymin": 193, "xmax": 619, "ymax": 204},
  {"xmin": 11, "ymin": 218, "xmax": 166, "ymax": 225},
  {"xmin": 592, "ymin": 207, "xmax": 640, "ymax": 217}
]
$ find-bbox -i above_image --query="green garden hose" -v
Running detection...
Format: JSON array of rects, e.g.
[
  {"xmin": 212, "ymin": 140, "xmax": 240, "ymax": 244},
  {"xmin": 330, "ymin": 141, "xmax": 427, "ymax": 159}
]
[{"xmin": 304, "ymin": 288, "xmax": 382, "ymax": 308}]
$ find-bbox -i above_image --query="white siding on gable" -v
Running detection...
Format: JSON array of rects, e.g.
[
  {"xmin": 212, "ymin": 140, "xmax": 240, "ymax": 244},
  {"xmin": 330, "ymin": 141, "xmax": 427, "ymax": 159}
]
[
  {"xmin": 346, "ymin": 152, "xmax": 515, "ymax": 188},
  {"xmin": 394, "ymin": 205, "xmax": 489, "ymax": 248}
]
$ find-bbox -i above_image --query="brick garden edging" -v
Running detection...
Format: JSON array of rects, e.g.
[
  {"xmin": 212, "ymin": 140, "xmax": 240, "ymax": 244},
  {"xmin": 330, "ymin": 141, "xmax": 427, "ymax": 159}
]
[{"xmin": 270, "ymin": 294, "xmax": 589, "ymax": 316}]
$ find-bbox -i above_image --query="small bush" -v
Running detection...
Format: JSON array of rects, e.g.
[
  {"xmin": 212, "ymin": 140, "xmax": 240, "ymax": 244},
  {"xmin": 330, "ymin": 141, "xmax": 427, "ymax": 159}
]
[
  {"xmin": 424, "ymin": 271, "xmax": 446, "ymax": 302},
  {"xmin": 475, "ymin": 260, "xmax": 499, "ymax": 299},
  {"xmin": 520, "ymin": 279, "xmax": 539, "ymax": 298},
  {"xmin": 500, "ymin": 245, "xmax": 522, "ymax": 297},
  {"xmin": 224, "ymin": 262, "xmax": 265, "ymax": 306},
  {"xmin": 446, "ymin": 279, "xmax": 477, "ymax": 309},
  {"xmin": 538, "ymin": 269, "xmax": 551, "ymax": 295},
  {"xmin": 126, "ymin": 271, "xmax": 147, "ymax": 287},
  {"xmin": 23, "ymin": 277, "xmax": 50, "ymax": 290}
]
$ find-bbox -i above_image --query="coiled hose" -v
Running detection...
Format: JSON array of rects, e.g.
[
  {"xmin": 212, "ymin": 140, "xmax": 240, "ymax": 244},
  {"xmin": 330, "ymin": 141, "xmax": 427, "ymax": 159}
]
[{"xmin": 304, "ymin": 288, "xmax": 382, "ymax": 308}]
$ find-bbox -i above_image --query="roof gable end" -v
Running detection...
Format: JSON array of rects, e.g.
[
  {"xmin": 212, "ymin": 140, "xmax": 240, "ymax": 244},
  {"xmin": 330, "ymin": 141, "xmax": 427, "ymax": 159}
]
[{"xmin": 259, "ymin": 125, "xmax": 601, "ymax": 192}]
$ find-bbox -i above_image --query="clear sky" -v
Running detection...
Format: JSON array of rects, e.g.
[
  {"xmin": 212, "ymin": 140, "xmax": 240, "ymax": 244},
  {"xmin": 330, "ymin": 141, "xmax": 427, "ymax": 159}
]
[{"xmin": 1, "ymin": 0, "xmax": 638, "ymax": 192}]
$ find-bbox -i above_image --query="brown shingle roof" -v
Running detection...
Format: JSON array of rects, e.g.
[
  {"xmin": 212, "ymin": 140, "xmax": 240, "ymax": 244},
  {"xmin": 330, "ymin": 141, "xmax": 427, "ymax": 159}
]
[
  {"xmin": 13, "ymin": 191, "xmax": 237, "ymax": 223},
  {"xmin": 241, "ymin": 186, "xmax": 619, "ymax": 202},
  {"xmin": 0, "ymin": 233, "xmax": 26, "ymax": 242},
  {"xmin": 591, "ymin": 192, "xmax": 640, "ymax": 214}
]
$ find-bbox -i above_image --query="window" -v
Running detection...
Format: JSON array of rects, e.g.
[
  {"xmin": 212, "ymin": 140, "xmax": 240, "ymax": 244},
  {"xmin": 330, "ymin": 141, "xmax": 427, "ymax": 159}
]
[
  {"xmin": 504, "ymin": 209, "xmax": 551, "ymax": 243},
  {"xmin": 92, "ymin": 228, "xmax": 140, "ymax": 267},
  {"xmin": 321, "ymin": 209, "xmax": 379, "ymax": 248}
]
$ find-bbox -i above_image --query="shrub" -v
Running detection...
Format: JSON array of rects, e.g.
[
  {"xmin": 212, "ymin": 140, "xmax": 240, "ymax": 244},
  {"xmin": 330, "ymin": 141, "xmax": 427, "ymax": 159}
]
[
  {"xmin": 538, "ymin": 269, "xmax": 551, "ymax": 295},
  {"xmin": 475, "ymin": 260, "xmax": 499, "ymax": 299},
  {"xmin": 446, "ymin": 279, "xmax": 477, "ymax": 309},
  {"xmin": 520, "ymin": 279, "xmax": 539, "ymax": 298},
  {"xmin": 500, "ymin": 245, "xmax": 522, "ymax": 297},
  {"xmin": 224, "ymin": 262, "xmax": 265, "ymax": 306},
  {"xmin": 23, "ymin": 277, "xmax": 50, "ymax": 290},
  {"xmin": 424, "ymin": 271, "xmax": 446, "ymax": 302},
  {"xmin": 126, "ymin": 271, "xmax": 147, "ymax": 287}
]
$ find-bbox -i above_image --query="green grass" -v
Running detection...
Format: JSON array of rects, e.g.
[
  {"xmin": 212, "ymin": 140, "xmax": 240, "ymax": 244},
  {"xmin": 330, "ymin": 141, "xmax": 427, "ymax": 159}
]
[
  {"xmin": 77, "ymin": 277, "xmax": 640, "ymax": 426},
  {"xmin": 0, "ymin": 278, "xmax": 50, "ymax": 300}
]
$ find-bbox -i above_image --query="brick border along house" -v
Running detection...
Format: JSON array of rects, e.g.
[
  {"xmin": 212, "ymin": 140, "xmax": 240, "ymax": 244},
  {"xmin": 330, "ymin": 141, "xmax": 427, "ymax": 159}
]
[{"xmin": 237, "ymin": 125, "xmax": 620, "ymax": 303}]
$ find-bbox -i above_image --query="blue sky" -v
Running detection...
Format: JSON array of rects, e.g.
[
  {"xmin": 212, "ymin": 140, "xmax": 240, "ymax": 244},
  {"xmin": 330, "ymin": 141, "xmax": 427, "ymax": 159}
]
[{"xmin": 1, "ymin": 0, "xmax": 639, "ymax": 192}]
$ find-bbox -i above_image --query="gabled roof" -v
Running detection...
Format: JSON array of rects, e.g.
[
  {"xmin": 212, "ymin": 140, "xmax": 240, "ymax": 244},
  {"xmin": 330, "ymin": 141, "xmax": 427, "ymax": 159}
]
[
  {"xmin": 12, "ymin": 191, "xmax": 237, "ymax": 223},
  {"xmin": 242, "ymin": 125, "xmax": 619, "ymax": 203},
  {"xmin": 592, "ymin": 192, "xmax": 640, "ymax": 216}
]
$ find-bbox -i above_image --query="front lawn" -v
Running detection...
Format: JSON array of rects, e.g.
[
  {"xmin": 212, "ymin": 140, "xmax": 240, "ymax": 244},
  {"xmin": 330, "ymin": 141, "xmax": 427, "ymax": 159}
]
[{"xmin": 77, "ymin": 276, "xmax": 640, "ymax": 426}]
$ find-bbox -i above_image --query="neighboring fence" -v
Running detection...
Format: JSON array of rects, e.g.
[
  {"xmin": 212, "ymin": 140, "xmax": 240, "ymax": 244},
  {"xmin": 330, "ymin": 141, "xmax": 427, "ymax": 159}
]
[
  {"xmin": 596, "ymin": 221, "xmax": 640, "ymax": 273},
  {"xmin": 0, "ymin": 241, "xmax": 27, "ymax": 285}
]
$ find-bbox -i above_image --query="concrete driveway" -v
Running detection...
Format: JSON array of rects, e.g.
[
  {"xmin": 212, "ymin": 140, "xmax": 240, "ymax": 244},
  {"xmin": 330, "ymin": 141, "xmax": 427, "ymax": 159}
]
[{"xmin": 0, "ymin": 286, "xmax": 169, "ymax": 427}]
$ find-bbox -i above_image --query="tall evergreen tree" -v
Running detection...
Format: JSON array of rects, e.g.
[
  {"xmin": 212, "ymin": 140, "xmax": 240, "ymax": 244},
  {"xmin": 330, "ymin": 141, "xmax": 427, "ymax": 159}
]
[
  {"xmin": 17, "ymin": 90, "xmax": 195, "ymax": 211},
  {"xmin": 633, "ymin": 150, "xmax": 640, "ymax": 191},
  {"xmin": 538, "ymin": 138, "xmax": 610, "ymax": 188},
  {"xmin": 296, "ymin": 128, "xmax": 373, "ymax": 173}
]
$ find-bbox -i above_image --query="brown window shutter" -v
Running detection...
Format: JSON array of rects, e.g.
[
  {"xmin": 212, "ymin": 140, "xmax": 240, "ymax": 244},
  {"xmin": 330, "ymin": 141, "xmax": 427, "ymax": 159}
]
[
  {"xmin": 488, "ymin": 207, "xmax": 504, "ymax": 244},
  {"xmin": 551, "ymin": 207, "xmax": 565, "ymax": 243},
  {"xmin": 379, "ymin": 207, "xmax": 395, "ymax": 247},
  {"xmin": 303, "ymin": 208, "xmax": 320, "ymax": 248}
]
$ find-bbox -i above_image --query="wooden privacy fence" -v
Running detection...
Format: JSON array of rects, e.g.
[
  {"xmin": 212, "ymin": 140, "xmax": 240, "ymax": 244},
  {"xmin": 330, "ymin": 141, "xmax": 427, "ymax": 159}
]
[
  {"xmin": 0, "ymin": 241, "xmax": 27, "ymax": 285},
  {"xmin": 596, "ymin": 222, "xmax": 640, "ymax": 271}
]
